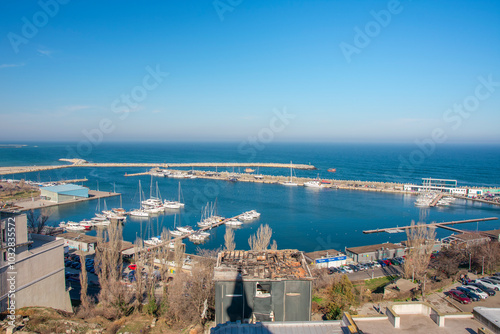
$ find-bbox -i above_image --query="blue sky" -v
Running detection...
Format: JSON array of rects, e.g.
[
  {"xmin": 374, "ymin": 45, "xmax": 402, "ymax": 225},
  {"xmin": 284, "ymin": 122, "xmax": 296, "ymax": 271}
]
[{"xmin": 0, "ymin": 0, "xmax": 499, "ymax": 143}]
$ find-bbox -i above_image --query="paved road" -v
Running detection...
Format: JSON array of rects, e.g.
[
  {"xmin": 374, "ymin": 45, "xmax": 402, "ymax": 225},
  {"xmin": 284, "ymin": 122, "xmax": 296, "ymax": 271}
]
[{"xmin": 346, "ymin": 265, "xmax": 403, "ymax": 281}]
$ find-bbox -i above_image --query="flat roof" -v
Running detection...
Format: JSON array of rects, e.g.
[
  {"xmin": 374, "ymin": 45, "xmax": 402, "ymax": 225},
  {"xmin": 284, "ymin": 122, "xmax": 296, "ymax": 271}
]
[
  {"xmin": 211, "ymin": 321, "xmax": 342, "ymax": 334},
  {"xmin": 303, "ymin": 249, "xmax": 343, "ymax": 262},
  {"xmin": 346, "ymin": 243, "xmax": 404, "ymax": 255},
  {"xmin": 40, "ymin": 184, "xmax": 88, "ymax": 193},
  {"xmin": 214, "ymin": 249, "xmax": 313, "ymax": 281},
  {"xmin": 55, "ymin": 232, "xmax": 98, "ymax": 244}
]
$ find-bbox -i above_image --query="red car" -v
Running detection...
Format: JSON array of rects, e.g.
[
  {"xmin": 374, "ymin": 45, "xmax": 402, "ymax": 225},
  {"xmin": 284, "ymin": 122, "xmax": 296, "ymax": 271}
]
[
  {"xmin": 383, "ymin": 260, "xmax": 391, "ymax": 266},
  {"xmin": 448, "ymin": 290, "xmax": 471, "ymax": 304},
  {"xmin": 128, "ymin": 264, "xmax": 137, "ymax": 270}
]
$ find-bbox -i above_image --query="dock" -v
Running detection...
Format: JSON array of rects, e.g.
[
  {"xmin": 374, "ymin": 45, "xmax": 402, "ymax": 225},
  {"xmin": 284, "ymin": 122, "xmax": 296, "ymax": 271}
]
[
  {"xmin": 3, "ymin": 190, "xmax": 121, "ymax": 213},
  {"xmin": 362, "ymin": 217, "xmax": 499, "ymax": 234},
  {"xmin": 429, "ymin": 193, "xmax": 444, "ymax": 207}
]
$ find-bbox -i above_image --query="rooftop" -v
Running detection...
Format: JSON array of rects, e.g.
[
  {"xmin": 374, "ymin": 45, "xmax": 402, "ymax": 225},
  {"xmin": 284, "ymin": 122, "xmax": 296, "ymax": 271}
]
[
  {"xmin": 211, "ymin": 321, "xmax": 343, "ymax": 334},
  {"xmin": 40, "ymin": 184, "xmax": 88, "ymax": 193},
  {"xmin": 346, "ymin": 242, "xmax": 404, "ymax": 255},
  {"xmin": 56, "ymin": 232, "xmax": 98, "ymax": 245},
  {"xmin": 303, "ymin": 249, "xmax": 344, "ymax": 262},
  {"xmin": 214, "ymin": 249, "xmax": 313, "ymax": 281}
]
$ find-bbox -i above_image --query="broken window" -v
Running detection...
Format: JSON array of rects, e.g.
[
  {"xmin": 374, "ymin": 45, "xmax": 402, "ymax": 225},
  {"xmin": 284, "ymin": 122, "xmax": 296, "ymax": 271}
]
[{"xmin": 256, "ymin": 282, "xmax": 271, "ymax": 297}]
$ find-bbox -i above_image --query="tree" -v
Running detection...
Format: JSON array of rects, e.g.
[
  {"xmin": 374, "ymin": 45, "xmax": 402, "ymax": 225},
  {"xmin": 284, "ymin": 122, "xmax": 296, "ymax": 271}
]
[
  {"xmin": 26, "ymin": 209, "xmax": 50, "ymax": 234},
  {"xmin": 78, "ymin": 250, "xmax": 91, "ymax": 311},
  {"xmin": 325, "ymin": 274, "xmax": 356, "ymax": 320},
  {"xmin": 404, "ymin": 220, "xmax": 436, "ymax": 299},
  {"xmin": 248, "ymin": 224, "xmax": 273, "ymax": 251},
  {"xmin": 224, "ymin": 228, "xmax": 235, "ymax": 251}
]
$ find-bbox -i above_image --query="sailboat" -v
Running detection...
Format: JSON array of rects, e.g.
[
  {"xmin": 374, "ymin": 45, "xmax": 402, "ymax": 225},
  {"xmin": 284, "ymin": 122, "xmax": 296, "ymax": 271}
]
[
  {"xmin": 164, "ymin": 182, "xmax": 185, "ymax": 209},
  {"xmin": 281, "ymin": 161, "xmax": 298, "ymax": 186},
  {"xmin": 129, "ymin": 180, "xmax": 149, "ymax": 217}
]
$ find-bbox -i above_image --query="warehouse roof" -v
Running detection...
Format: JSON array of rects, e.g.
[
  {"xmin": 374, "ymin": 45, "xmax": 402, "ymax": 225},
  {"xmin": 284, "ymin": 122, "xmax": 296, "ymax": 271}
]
[
  {"xmin": 211, "ymin": 321, "xmax": 342, "ymax": 334},
  {"xmin": 214, "ymin": 249, "xmax": 313, "ymax": 281},
  {"xmin": 346, "ymin": 242, "xmax": 404, "ymax": 255},
  {"xmin": 40, "ymin": 184, "xmax": 88, "ymax": 194}
]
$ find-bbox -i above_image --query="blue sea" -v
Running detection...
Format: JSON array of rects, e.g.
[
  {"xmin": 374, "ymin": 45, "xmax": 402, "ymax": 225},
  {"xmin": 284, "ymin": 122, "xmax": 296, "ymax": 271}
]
[{"xmin": 1, "ymin": 142, "xmax": 499, "ymax": 254}]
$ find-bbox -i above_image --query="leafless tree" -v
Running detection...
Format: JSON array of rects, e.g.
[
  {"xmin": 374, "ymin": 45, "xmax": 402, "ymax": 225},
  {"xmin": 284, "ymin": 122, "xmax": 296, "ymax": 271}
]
[
  {"xmin": 26, "ymin": 208, "xmax": 51, "ymax": 234},
  {"xmin": 224, "ymin": 228, "xmax": 235, "ymax": 251},
  {"xmin": 248, "ymin": 224, "xmax": 273, "ymax": 251},
  {"xmin": 404, "ymin": 220, "xmax": 436, "ymax": 297},
  {"xmin": 78, "ymin": 250, "xmax": 91, "ymax": 311},
  {"xmin": 133, "ymin": 238, "xmax": 146, "ymax": 311},
  {"xmin": 174, "ymin": 238, "xmax": 185, "ymax": 275},
  {"xmin": 271, "ymin": 239, "xmax": 278, "ymax": 250}
]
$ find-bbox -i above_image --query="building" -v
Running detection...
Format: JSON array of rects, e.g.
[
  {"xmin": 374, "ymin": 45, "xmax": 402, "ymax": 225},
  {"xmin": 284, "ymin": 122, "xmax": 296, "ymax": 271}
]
[
  {"xmin": 303, "ymin": 249, "xmax": 347, "ymax": 269},
  {"xmin": 441, "ymin": 232, "xmax": 490, "ymax": 248},
  {"xmin": 40, "ymin": 184, "xmax": 89, "ymax": 203},
  {"xmin": 0, "ymin": 214, "xmax": 72, "ymax": 313},
  {"xmin": 345, "ymin": 243, "xmax": 405, "ymax": 264},
  {"xmin": 481, "ymin": 229, "xmax": 500, "ymax": 242},
  {"xmin": 404, "ymin": 178, "xmax": 459, "ymax": 193},
  {"xmin": 56, "ymin": 232, "xmax": 98, "ymax": 252},
  {"xmin": 214, "ymin": 249, "xmax": 313, "ymax": 324}
]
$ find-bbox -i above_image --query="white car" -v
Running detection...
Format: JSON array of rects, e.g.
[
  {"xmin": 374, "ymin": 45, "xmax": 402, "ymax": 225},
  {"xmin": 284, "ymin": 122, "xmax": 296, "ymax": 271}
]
[
  {"xmin": 461, "ymin": 285, "xmax": 488, "ymax": 299},
  {"xmin": 371, "ymin": 261, "xmax": 381, "ymax": 268},
  {"xmin": 476, "ymin": 279, "xmax": 500, "ymax": 291},
  {"xmin": 342, "ymin": 266, "xmax": 354, "ymax": 273}
]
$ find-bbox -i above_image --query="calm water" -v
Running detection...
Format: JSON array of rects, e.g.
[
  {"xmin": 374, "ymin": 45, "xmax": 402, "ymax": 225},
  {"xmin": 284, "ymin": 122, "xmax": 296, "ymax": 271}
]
[{"xmin": 1, "ymin": 142, "xmax": 499, "ymax": 253}]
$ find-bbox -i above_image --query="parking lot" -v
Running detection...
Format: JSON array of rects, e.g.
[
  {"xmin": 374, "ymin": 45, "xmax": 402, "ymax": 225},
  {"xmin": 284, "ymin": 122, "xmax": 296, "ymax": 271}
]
[{"xmin": 327, "ymin": 258, "xmax": 405, "ymax": 281}]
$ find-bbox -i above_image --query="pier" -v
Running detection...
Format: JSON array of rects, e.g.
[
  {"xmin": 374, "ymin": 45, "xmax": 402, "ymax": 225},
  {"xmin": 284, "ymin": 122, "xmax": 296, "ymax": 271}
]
[
  {"xmin": 0, "ymin": 161, "xmax": 316, "ymax": 176},
  {"xmin": 362, "ymin": 217, "xmax": 499, "ymax": 234},
  {"xmin": 429, "ymin": 193, "xmax": 444, "ymax": 207},
  {"xmin": 3, "ymin": 190, "xmax": 121, "ymax": 213}
]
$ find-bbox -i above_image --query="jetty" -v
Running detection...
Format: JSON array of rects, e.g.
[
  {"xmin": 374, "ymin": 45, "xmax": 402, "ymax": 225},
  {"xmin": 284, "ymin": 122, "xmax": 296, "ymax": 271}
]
[
  {"xmin": 429, "ymin": 193, "xmax": 444, "ymax": 207},
  {"xmin": 362, "ymin": 217, "xmax": 498, "ymax": 234},
  {"xmin": 0, "ymin": 161, "xmax": 316, "ymax": 176}
]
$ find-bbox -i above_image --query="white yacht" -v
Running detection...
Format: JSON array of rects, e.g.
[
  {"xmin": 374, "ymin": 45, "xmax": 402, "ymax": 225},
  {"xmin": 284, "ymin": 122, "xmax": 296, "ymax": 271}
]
[
  {"xmin": 225, "ymin": 219, "xmax": 243, "ymax": 227},
  {"xmin": 65, "ymin": 221, "xmax": 86, "ymax": 231},
  {"xmin": 129, "ymin": 209, "xmax": 149, "ymax": 217},
  {"xmin": 304, "ymin": 180, "xmax": 322, "ymax": 188},
  {"xmin": 176, "ymin": 226, "xmax": 194, "ymax": 234}
]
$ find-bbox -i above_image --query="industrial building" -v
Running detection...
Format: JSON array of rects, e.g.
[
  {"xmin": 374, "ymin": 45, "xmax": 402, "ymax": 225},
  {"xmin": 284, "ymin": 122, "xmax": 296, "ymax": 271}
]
[
  {"xmin": 214, "ymin": 249, "xmax": 313, "ymax": 324},
  {"xmin": 0, "ymin": 214, "xmax": 72, "ymax": 313},
  {"xmin": 40, "ymin": 184, "xmax": 89, "ymax": 203},
  {"xmin": 345, "ymin": 242, "xmax": 405, "ymax": 264},
  {"xmin": 303, "ymin": 249, "xmax": 347, "ymax": 269}
]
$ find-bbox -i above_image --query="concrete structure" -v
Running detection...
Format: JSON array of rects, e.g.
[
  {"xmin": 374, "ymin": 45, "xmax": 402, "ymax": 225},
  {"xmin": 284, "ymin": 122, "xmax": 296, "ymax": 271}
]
[
  {"xmin": 469, "ymin": 189, "xmax": 484, "ymax": 198},
  {"xmin": 211, "ymin": 320, "xmax": 343, "ymax": 333},
  {"xmin": 0, "ymin": 214, "xmax": 72, "ymax": 313},
  {"xmin": 473, "ymin": 307, "xmax": 500, "ymax": 334},
  {"xmin": 303, "ymin": 249, "xmax": 347, "ymax": 269},
  {"xmin": 404, "ymin": 178, "xmax": 459, "ymax": 193},
  {"xmin": 214, "ymin": 250, "xmax": 313, "ymax": 324},
  {"xmin": 40, "ymin": 184, "xmax": 89, "ymax": 203},
  {"xmin": 345, "ymin": 243, "xmax": 405, "ymax": 264},
  {"xmin": 56, "ymin": 232, "xmax": 97, "ymax": 252},
  {"xmin": 441, "ymin": 232, "xmax": 490, "ymax": 248}
]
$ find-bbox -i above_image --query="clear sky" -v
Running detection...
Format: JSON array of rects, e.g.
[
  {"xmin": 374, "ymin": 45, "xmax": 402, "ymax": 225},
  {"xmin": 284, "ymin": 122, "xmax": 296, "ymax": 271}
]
[{"xmin": 0, "ymin": 0, "xmax": 499, "ymax": 143}]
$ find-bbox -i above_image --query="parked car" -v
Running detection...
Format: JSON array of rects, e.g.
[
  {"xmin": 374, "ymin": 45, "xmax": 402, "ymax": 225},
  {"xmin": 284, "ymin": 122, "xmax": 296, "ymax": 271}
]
[
  {"xmin": 128, "ymin": 270, "xmax": 136, "ymax": 282},
  {"xmin": 476, "ymin": 279, "xmax": 500, "ymax": 291},
  {"xmin": 382, "ymin": 260, "xmax": 391, "ymax": 266},
  {"xmin": 486, "ymin": 276, "xmax": 500, "ymax": 284},
  {"xmin": 342, "ymin": 266, "xmax": 353, "ymax": 273},
  {"xmin": 390, "ymin": 259, "xmax": 400, "ymax": 265},
  {"xmin": 448, "ymin": 290, "xmax": 471, "ymax": 304},
  {"xmin": 456, "ymin": 287, "xmax": 480, "ymax": 301},
  {"xmin": 461, "ymin": 285, "xmax": 488, "ymax": 299},
  {"xmin": 467, "ymin": 283, "xmax": 496, "ymax": 296},
  {"xmin": 372, "ymin": 261, "xmax": 381, "ymax": 268},
  {"xmin": 128, "ymin": 264, "xmax": 137, "ymax": 271},
  {"xmin": 377, "ymin": 260, "xmax": 386, "ymax": 267}
]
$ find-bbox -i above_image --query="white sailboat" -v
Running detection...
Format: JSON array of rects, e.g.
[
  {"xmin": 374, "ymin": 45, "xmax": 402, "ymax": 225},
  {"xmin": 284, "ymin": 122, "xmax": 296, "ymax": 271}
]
[
  {"xmin": 129, "ymin": 180, "xmax": 150, "ymax": 217},
  {"xmin": 281, "ymin": 161, "xmax": 298, "ymax": 186}
]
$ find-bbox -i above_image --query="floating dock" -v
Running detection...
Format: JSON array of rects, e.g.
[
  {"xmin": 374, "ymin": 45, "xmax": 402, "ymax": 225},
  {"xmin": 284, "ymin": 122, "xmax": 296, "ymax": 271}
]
[{"xmin": 363, "ymin": 217, "xmax": 499, "ymax": 234}]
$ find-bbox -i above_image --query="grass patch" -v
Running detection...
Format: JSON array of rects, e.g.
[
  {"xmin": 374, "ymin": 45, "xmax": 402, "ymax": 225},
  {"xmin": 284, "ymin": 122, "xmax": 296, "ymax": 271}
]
[
  {"xmin": 364, "ymin": 275, "xmax": 398, "ymax": 293},
  {"xmin": 312, "ymin": 295, "xmax": 323, "ymax": 304}
]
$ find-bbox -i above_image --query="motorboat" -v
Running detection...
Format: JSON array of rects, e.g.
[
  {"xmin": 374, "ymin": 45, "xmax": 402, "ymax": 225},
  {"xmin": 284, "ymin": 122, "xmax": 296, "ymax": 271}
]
[
  {"xmin": 144, "ymin": 236, "xmax": 162, "ymax": 246},
  {"xmin": 176, "ymin": 226, "xmax": 194, "ymax": 234},
  {"xmin": 225, "ymin": 219, "xmax": 243, "ymax": 227},
  {"xmin": 129, "ymin": 209, "xmax": 149, "ymax": 217},
  {"xmin": 304, "ymin": 180, "xmax": 322, "ymax": 188},
  {"xmin": 65, "ymin": 221, "xmax": 86, "ymax": 231}
]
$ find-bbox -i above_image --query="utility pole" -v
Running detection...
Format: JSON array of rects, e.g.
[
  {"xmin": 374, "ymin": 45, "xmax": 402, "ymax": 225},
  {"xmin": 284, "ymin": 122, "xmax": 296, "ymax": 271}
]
[
  {"xmin": 482, "ymin": 256, "xmax": 485, "ymax": 276},
  {"xmin": 469, "ymin": 252, "xmax": 472, "ymax": 272}
]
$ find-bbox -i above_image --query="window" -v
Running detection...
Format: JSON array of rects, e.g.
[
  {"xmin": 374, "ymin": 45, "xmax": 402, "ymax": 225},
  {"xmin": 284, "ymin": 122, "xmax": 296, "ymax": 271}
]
[
  {"xmin": 2, "ymin": 228, "xmax": 5, "ymax": 243},
  {"xmin": 256, "ymin": 282, "xmax": 271, "ymax": 297},
  {"xmin": 3, "ymin": 251, "xmax": 6, "ymax": 262}
]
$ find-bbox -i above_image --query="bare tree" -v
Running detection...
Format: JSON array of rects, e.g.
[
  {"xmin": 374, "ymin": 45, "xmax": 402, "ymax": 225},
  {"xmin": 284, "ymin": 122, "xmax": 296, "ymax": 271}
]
[
  {"xmin": 224, "ymin": 228, "xmax": 235, "ymax": 251},
  {"xmin": 26, "ymin": 208, "xmax": 50, "ymax": 234},
  {"xmin": 94, "ymin": 222, "xmax": 130, "ymax": 318},
  {"xmin": 78, "ymin": 250, "xmax": 91, "ymax": 311},
  {"xmin": 248, "ymin": 224, "xmax": 273, "ymax": 251},
  {"xmin": 271, "ymin": 240, "xmax": 278, "ymax": 250},
  {"xmin": 404, "ymin": 220, "xmax": 436, "ymax": 297},
  {"xmin": 174, "ymin": 238, "xmax": 185, "ymax": 275},
  {"xmin": 132, "ymin": 238, "xmax": 146, "ymax": 312}
]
